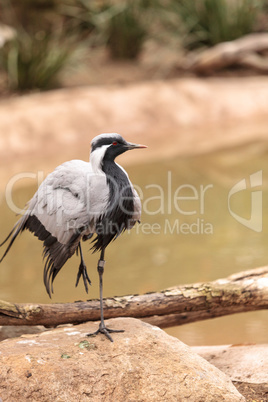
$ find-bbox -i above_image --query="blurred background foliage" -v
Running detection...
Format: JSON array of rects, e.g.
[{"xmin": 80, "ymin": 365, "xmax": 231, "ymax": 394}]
[
  {"xmin": 0, "ymin": 0, "xmax": 267, "ymax": 92},
  {"xmin": 164, "ymin": 0, "xmax": 265, "ymax": 49}
]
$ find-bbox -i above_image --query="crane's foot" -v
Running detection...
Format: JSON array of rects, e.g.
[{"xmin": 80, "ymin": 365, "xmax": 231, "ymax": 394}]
[
  {"xmin": 87, "ymin": 322, "xmax": 124, "ymax": 342},
  {"xmin": 75, "ymin": 261, "xmax": 91, "ymax": 293}
]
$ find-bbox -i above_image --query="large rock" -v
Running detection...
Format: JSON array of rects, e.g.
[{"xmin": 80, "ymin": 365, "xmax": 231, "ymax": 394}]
[
  {"xmin": 0, "ymin": 318, "xmax": 244, "ymax": 401},
  {"xmin": 0, "ymin": 325, "xmax": 46, "ymax": 342},
  {"xmin": 193, "ymin": 344, "xmax": 268, "ymax": 384}
]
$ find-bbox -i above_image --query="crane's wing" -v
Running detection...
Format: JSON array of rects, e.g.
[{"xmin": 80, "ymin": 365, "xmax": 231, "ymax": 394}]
[{"xmin": 0, "ymin": 160, "xmax": 109, "ymax": 296}]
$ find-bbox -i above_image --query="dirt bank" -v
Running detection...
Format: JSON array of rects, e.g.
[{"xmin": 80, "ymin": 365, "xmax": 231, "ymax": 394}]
[{"xmin": 1, "ymin": 76, "xmax": 268, "ymax": 190}]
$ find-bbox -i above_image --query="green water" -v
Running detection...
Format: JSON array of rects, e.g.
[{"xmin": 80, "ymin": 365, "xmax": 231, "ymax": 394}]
[{"xmin": 0, "ymin": 142, "xmax": 268, "ymax": 345}]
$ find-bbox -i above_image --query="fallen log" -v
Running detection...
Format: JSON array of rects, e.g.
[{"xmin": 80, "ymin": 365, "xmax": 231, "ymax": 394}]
[
  {"xmin": 185, "ymin": 33, "xmax": 268, "ymax": 73},
  {"xmin": 0, "ymin": 267, "xmax": 267, "ymax": 328}
]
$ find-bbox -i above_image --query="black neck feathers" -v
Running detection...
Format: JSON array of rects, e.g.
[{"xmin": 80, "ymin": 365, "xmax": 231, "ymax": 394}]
[{"xmin": 91, "ymin": 159, "xmax": 134, "ymax": 252}]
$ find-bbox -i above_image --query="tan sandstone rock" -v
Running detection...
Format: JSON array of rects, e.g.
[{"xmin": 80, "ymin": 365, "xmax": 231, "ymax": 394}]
[
  {"xmin": 193, "ymin": 343, "xmax": 268, "ymax": 384},
  {"xmin": 0, "ymin": 318, "xmax": 244, "ymax": 401}
]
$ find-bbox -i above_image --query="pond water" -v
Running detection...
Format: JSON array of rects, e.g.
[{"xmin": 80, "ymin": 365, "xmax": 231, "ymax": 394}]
[{"xmin": 0, "ymin": 141, "xmax": 268, "ymax": 346}]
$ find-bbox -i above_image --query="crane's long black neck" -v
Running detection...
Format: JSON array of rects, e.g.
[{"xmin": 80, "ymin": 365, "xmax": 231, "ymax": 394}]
[{"xmin": 91, "ymin": 158, "xmax": 134, "ymax": 252}]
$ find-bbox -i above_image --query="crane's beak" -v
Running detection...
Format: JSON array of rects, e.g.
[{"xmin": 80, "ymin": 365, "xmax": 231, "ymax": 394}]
[{"xmin": 126, "ymin": 142, "xmax": 148, "ymax": 150}]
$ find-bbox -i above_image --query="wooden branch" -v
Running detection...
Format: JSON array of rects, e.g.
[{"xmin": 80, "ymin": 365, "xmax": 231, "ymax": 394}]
[
  {"xmin": 0, "ymin": 267, "xmax": 267, "ymax": 328},
  {"xmin": 239, "ymin": 53, "xmax": 268, "ymax": 72},
  {"xmin": 185, "ymin": 33, "xmax": 268, "ymax": 73}
]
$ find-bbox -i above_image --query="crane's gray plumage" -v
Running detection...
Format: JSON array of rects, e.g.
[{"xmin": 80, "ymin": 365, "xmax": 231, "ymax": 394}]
[{"xmin": 0, "ymin": 133, "xmax": 145, "ymax": 311}]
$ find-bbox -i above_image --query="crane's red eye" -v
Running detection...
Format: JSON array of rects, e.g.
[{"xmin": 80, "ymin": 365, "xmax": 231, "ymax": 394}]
[{"xmin": 112, "ymin": 141, "xmax": 118, "ymax": 146}]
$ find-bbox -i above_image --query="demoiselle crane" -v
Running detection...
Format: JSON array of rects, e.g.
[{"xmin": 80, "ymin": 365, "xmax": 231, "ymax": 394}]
[{"xmin": 0, "ymin": 133, "xmax": 147, "ymax": 341}]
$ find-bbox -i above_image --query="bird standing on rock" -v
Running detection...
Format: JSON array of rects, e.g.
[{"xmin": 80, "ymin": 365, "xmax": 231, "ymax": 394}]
[{"xmin": 0, "ymin": 133, "xmax": 147, "ymax": 341}]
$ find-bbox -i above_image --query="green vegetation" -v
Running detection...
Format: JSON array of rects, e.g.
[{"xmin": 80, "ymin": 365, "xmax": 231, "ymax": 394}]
[
  {"xmin": 103, "ymin": 2, "xmax": 147, "ymax": 59},
  {"xmin": 0, "ymin": 0, "xmax": 79, "ymax": 91},
  {"xmin": 168, "ymin": 0, "xmax": 264, "ymax": 49},
  {"xmin": 0, "ymin": 32, "xmax": 76, "ymax": 90},
  {"xmin": 60, "ymin": 0, "xmax": 156, "ymax": 59},
  {"xmin": 0, "ymin": 0, "xmax": 267, "ymax": 92}
]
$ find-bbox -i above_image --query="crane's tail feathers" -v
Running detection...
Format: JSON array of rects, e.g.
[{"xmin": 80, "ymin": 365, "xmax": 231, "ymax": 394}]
[
  {"xmin": 1, "ymin": 212, "xmax": 83, "ymax": 298},
  {"xmin": 0, "ymin": 215, "xmax": 28, "ymax": 263},
  {"xmin": 43, "ymin": 256, "xmax": 56, "ymax": 298},
  {"xmin": 22, "ymin": 214, "xmax": 70, "ymax": 297},
  {"xmin": 42, "ymin": 240, "xmax": 70, "ymax": 298},
  {"xmin": 41, "ymin": 229, "xmax": 81, "ymax": 298},
  {"xmin": 2, "ymin": 213, "xmax": 80, "ymax": 298}
]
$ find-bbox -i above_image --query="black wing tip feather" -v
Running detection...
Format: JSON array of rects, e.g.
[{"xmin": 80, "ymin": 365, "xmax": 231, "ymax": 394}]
[
  {"xmin": 43, "ymin": 256, "xmax": 53, "ymax": 298},
  {"xmin": 25, "ymin": 214, "xmax": 74, "ymax": 297},
  {"xmin": 0, "ymin": 228, "xmax": 14, "ymax": 248},
  {"xmin": 43, "ymin": 255, "xmax": 62, "ymax": 298},
  {"xmin": 0, "ymin": 213, "xmax": 57, "ymax": 298},
  {"xmin": 1, "ymin": 213, "xmax": 85, "ymax": 297},
  {"xmin": 0, "ymin": 216, "xmax": 28, "ymax": 262},
  {"xmin": 42, "ymin": 246, "xmax": 69, "ymax": 298}
]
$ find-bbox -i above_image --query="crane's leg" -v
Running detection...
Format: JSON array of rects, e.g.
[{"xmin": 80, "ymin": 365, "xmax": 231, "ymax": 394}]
[
  {"xmin": 75, "ymin": 242, "xmax": 91, "ymax": 293},
  {"xmin": 87, "ymin": 248, "xmax": 124, "ymax": 342}
]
